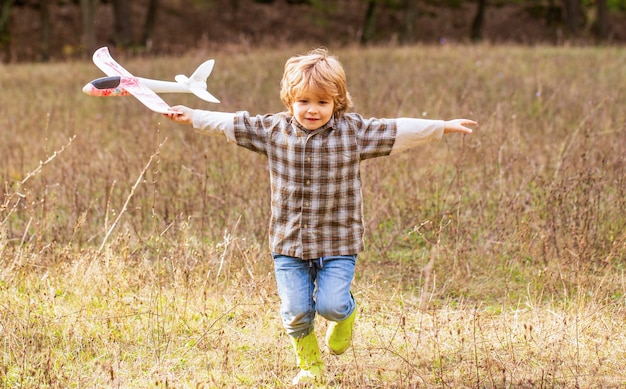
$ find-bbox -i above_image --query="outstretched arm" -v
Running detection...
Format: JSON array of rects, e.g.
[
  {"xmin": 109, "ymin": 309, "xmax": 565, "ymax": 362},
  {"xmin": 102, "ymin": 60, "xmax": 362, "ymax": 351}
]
[
  {"xmin": 164, "ymin": 105, "xmax": 237, "ymax": 142},
  {"xmin": 390, "ymin": 117, "xmax": 476, "ymax": 155}
]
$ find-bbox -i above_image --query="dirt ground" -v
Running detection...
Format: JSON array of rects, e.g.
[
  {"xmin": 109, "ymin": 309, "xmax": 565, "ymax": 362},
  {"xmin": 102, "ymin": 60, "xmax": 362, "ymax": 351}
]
[{"xmin": 3, "ymin": 0, "xmax": 626, "ymax": 62}]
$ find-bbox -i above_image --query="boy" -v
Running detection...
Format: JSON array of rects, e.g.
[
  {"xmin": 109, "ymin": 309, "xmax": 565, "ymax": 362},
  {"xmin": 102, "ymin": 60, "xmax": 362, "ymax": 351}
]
[{"xmin": 165, "ymin": 48, "xmax": 476, "ymax": 385}]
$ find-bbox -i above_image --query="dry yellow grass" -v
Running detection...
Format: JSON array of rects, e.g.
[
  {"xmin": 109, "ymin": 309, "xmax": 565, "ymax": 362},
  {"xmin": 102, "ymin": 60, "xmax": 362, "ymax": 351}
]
[{"xmin": 1, "ymin": 44, "xmax": 625, "ymax": 387}]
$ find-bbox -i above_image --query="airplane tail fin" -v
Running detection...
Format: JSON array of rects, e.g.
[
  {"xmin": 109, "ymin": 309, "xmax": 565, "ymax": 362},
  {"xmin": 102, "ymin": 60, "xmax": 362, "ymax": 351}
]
[{"xmin": 175, "ymin": 59, "xmax": 220, "ymax": 104}]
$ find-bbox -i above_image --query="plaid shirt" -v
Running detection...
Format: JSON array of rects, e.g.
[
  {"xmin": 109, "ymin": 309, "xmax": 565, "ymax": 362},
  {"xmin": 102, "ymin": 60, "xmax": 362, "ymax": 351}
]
[{"xmin": 233, "ymin": 111, "xmax": 396, "ymax": 259}]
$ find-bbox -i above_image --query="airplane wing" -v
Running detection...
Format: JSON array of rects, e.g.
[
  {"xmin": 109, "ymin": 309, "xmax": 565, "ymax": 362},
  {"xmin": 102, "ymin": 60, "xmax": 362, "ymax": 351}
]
[{"xmin": 92, "ymin": 47, "xmax": 177, "ymax": 114}]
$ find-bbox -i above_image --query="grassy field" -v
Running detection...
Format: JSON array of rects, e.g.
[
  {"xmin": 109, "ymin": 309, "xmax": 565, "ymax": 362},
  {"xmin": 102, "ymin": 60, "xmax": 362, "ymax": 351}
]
[{"xmin": 1, "ymin": 44, "xmax": 625, "ymax": 387}]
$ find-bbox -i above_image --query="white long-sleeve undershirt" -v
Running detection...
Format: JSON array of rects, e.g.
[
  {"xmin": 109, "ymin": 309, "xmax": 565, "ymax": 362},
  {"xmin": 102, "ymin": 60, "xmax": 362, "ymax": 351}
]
[
  {"xmin": 190, "ymin": 110, "xmax": 444, "ymax": 153},
  {"xmin": 192, "ymin": 110, "xmax": 237, "ymax": 142},
  {"xmin": 391, "ymin": 117, "xmax": 444, "ymax": 154}
]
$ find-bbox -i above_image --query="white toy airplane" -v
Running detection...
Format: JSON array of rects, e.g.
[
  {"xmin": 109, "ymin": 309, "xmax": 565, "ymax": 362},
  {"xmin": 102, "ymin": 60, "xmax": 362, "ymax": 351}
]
[{"xmin": 82, "ymin": 47, "xmax": 219, "ymax": 114}]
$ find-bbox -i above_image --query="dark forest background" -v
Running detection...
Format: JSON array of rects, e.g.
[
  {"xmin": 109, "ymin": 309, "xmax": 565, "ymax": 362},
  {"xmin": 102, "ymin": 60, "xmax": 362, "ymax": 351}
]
[{"xmin": 1, "ymin": 0, "xmax": 625, "ymax": 62}]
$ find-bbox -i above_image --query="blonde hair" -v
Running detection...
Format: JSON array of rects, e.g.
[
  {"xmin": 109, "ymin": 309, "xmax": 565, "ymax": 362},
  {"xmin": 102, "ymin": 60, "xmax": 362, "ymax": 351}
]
[{"xmin": 280, "ymin": 48, "xmax": 353, "ymax": 117}]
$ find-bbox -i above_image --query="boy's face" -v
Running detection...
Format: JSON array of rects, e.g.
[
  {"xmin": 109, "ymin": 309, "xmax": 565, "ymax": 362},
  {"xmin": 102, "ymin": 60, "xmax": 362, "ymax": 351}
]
[{"xmin": 291, "ymin": 91, "xmax": 334, "ymax": 131}]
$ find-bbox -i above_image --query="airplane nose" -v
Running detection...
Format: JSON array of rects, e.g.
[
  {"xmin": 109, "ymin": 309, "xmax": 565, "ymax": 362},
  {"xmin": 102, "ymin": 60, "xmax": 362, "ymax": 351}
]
[{"xmin": 82, "ymin": 83, "xmax": 93, "ymax": 95}]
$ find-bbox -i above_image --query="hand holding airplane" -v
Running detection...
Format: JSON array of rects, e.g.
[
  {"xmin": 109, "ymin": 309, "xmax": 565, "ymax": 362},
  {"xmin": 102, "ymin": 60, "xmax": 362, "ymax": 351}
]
[{"xmin": 82, "ymin": 47, "xmax": 220, "ymax": 114}]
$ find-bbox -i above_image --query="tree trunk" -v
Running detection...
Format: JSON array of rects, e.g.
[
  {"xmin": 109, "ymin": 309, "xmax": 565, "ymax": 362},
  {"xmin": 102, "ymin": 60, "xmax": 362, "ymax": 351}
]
[
  {"xmin": 141, "ymin": 0, "xmax": 159, "ymax": 49},
  {"xmin": 112, "ymin": 0, "xmax": 134, "ymax": 47},
  {"xmin": 595, "ymin": 0, "xmax": 609, "ymax": 40},
  {"xmin": 80, "ymin": 0, "xmax": 97, "ymax": 57},
  {"xmin": 401, "ymin": 0, "xmax": 418, "ymax": 44},
  {"xmin": 40, "ymin": 0, "xmax": 51, "ymax": 61},
  {"xmin": 560, "ymin": 0, "xmax": 584, "ymax": 35},
  {"xmin": 0, "ymin": 0, "xmax": 13, "ymax": 62},
  {"xmin": 360, "ymin": 0, "xmax": 378, "ymax": 45},
  {"xmin": 471, "ymin": 0, "xmax": 487, "ymax": 42},
  {"xmin": 545, "ymin": 0, "xmax": 560, "ymax": 26},
  {"xmin": 0, "ymin": 0, "xmax": 14, "ymax": 42}
]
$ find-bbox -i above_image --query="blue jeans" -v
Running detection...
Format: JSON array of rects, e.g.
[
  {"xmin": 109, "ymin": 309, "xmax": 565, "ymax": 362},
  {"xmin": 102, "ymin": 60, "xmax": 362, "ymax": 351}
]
[{"xmin": 272, "ymin": 253, "xmax": 357, "ymax": 338}]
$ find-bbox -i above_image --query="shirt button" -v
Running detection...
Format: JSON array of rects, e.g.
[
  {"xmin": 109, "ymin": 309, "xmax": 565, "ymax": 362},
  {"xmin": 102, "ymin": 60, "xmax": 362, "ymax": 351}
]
[{"xmin": 306, "ymin": 180, "xmax": 311, "ymax": 185}]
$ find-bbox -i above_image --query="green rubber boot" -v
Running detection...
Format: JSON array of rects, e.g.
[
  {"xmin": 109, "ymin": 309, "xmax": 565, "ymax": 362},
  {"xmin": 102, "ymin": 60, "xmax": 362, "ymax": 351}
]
[
  {"xmin": 290, "ymin": 331, "xmax": 324, "ymax": 385},
  {"xmin": 325, "ymin": 307, "xmax": 357, "ymax": 355}
]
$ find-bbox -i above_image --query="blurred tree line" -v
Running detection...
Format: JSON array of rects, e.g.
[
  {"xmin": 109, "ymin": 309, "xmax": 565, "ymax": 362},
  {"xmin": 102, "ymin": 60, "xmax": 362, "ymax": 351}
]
[{"xmin": 0, "ymin": 0, "xmax": 624, "ymax": 61}]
